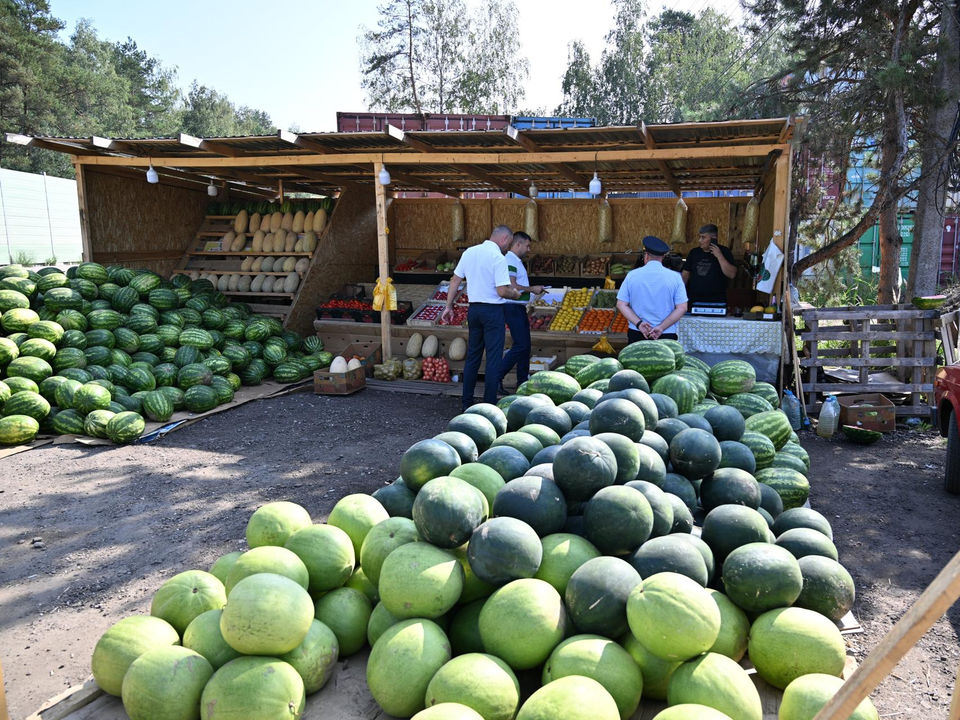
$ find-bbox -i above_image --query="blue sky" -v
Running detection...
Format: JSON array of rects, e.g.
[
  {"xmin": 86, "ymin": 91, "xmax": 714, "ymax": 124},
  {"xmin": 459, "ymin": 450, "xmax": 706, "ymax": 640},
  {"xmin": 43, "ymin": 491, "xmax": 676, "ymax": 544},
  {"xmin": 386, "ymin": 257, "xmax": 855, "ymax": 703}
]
[{"xmin": 51, "ymin": 0, "xmax": 742, "ymax": 133}]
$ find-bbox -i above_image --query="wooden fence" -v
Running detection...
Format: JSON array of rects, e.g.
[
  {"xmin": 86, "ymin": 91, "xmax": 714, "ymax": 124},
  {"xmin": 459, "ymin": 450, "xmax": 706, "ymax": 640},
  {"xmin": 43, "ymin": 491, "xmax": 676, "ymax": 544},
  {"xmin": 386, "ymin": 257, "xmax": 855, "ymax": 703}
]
[{"xmin": 798, "ymin": 304, "xmax": 939, "ymax": 417}]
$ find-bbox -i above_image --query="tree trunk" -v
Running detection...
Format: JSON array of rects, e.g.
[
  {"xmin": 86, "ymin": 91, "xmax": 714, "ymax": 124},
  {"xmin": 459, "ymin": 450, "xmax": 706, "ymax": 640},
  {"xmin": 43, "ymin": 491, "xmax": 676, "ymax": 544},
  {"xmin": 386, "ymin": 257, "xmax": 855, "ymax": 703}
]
[{"xmin": 907, "ymin": 0, "xmax": 960, "ymax": 298}]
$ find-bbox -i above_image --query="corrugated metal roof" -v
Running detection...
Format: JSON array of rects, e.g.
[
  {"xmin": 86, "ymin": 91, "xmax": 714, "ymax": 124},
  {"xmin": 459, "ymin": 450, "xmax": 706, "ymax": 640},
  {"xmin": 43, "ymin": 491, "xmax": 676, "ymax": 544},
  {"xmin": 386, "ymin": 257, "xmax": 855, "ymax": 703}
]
[{"xmin": 6, "ymin": 117, "xmax": 799, "ymax": 196}]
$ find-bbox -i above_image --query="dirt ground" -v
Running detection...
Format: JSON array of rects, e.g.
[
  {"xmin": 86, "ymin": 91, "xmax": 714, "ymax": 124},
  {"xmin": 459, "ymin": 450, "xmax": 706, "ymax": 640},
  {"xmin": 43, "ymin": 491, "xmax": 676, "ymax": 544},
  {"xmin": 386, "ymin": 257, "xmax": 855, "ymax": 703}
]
[{"xmin": 0, "ymin": 391, "xmax": 958, "ymax": 718}]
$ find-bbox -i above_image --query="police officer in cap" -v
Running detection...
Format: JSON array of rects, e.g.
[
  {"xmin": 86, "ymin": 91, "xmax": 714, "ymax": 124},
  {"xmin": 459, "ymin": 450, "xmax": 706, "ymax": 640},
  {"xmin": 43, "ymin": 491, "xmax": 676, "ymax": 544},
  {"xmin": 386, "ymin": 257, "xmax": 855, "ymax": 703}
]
[
  {"xmin": 616, "ymin": 236, "xmax": 688, "ymax": 342},
  {"xmin": 682, "ymin": 223, "xmax": 737, "ymax": 304}
]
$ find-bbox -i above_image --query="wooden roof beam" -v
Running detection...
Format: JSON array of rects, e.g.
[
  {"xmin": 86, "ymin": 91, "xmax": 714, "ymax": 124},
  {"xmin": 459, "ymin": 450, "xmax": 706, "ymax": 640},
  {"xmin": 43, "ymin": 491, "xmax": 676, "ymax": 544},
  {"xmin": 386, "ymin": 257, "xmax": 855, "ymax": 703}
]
[
  {"xmin": 778, "ymin": 116, "xmax": 795, "ymax": 144},
  {"xmin": 388, "ymin": 171, "xmax": 461, "ymax": 197},
  {"xmin": 639, "ymin": 123, "xmax": 682, "ymax": 198},
  {"xmin": 271, "ymin": 166, "xmax": 367, "ymax": 191},
  {"xmin": 177, "ymin": 133, "xmax": 243, "ymax": 158},
  {"xmin": 5, "ymin": 133, "xmax": 99, "ymax": 156},
  {"xmin": 387, "ymin": 124, "xmax": 529, "ymax": 195},
  {"xmin": 91, "ymin": 136, "xmax": 141, "ymax": 155},
  {"xmin": 503, "ymin": 125, "xmax": 589, "ymax": 190},
  {"xmin": 277, "ymin": 129, "xmax": 342, "ymax": 155}
]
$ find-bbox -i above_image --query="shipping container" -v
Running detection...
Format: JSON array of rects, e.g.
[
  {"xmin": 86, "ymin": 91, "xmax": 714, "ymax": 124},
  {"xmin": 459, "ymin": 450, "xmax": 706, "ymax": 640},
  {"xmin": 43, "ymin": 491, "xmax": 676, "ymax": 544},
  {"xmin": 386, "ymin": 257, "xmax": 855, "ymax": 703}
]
[
  {"xmin": 336, "ymin": 112, "xmax": 511, "ymax": 133},
  {"xmin": 511, "ymin": 116, "xmax": 596, "ymax": 129}
]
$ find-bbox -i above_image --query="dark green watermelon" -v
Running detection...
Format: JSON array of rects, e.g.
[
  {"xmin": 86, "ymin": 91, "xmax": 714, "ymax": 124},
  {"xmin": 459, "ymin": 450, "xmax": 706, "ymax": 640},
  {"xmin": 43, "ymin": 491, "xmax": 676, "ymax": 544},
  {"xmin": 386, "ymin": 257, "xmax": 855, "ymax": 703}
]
[
  {"xmin": 492, "ymin": 475, "xmax": 567, "ymax": 537},
  {"xmin": 564, "ymin": 556, "xmax": 640, "ymax": 639},
  {"xmin": 553, "ymin": 437, "xmax": 618, "ymax": 501}
]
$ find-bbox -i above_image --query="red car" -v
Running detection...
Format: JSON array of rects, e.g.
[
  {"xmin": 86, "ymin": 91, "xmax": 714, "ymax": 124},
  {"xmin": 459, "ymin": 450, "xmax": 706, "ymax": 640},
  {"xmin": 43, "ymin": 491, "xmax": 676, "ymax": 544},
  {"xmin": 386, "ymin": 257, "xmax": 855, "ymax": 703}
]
[{"xmin": 935, "ymin": 365, "xmax": 960, "ymax": 493}]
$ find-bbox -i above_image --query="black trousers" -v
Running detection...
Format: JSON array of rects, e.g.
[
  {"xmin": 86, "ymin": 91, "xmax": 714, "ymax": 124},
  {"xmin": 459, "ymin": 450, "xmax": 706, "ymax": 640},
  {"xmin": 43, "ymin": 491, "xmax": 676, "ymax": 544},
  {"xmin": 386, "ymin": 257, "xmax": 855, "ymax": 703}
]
[
  {"xmin": 627, "ymin": 329, "xmax": 679, "ymax": 343},
  {"xmin": 463, "ymin": 303, "xmax": 505, "ymax": 409},
  {"xmin": 500, "ymin": 304, "xmax": 532, "ymax": 386}
]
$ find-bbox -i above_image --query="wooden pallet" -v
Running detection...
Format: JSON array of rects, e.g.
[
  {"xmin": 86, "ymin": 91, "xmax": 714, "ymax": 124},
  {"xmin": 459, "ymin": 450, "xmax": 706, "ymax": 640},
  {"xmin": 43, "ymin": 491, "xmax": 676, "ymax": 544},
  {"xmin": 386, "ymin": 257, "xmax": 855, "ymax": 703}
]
[
  {"xmin": 798, "ymin": 304, "xmax": 939, "ymax": 417},
  {"xmin": 171, "ymin": 205, "xmax": 342, "ymax": 325}
]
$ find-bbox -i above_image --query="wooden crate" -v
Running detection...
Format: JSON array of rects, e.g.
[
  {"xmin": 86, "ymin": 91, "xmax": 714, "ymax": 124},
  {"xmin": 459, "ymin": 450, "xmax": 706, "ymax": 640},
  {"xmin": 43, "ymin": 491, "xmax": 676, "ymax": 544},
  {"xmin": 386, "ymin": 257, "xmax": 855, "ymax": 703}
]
[
  {"xmin": 580, "ymin": 253, "xmax": 611, "ymax": 277},
  {"xmin": 314, "ymin": 366, "xmax": 366, "ymax": 395},
  {"xmin": 798, "ymin": 304, "xmax": 939, "ymax": 417}
]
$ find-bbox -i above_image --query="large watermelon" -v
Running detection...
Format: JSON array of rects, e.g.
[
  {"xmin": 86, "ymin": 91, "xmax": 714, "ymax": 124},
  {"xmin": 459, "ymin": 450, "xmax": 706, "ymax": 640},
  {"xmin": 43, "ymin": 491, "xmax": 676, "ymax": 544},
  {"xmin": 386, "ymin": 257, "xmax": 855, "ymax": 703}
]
[
  {"xmin": 618, "ymin": 341, "xmax": 675, "ymax": 382},
  {"xmin": 651, "ymin": 374, "xmax": 698, "ymax": 415},
  {"xmin": 756, "ymin": 467, "xmax": 810, "ymax": 510},
  {"xmin": 519, "ymin": 371, "xmax": 580, "ymax": 405},
  {"xmin": 745, "ymin": 410, "xmax": 793, "ymax": 450},
  {"xmin": 574, "ymin": 358, "xmax": 623, "ymax": 388}
]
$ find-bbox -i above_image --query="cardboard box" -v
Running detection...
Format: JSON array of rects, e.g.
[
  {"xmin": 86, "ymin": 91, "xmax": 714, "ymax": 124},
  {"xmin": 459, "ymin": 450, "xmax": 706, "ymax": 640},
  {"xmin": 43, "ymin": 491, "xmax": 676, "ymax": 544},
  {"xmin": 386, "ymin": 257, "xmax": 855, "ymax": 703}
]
[
  {"xmin": 314, "ymin": 366, "xmax": 366, "ymax": 395},
  {"xmin": 838, "ymin": 393, "xmax": 896, "ymax": 432},
  {"xmin": 339, "ymin": 342, "xmax": 383, "ymax": 378}
]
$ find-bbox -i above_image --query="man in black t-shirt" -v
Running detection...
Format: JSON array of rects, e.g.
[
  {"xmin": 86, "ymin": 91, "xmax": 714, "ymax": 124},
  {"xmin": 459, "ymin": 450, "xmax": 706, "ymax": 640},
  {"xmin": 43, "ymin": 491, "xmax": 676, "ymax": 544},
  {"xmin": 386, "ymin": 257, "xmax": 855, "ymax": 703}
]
[{"xmin": 681, "ymin": 223, "xmax": 737, "ymax": 304}]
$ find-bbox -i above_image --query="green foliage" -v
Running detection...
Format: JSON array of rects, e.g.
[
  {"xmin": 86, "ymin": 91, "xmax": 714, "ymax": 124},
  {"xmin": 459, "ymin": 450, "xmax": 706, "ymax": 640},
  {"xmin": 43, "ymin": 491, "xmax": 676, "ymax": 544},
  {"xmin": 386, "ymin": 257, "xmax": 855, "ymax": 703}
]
[
  {"xmin": 555, "ymin": 3, "xmax": 787, "ymax": 124},
  {"xmin": 0, "ymin": 0, "xmax": 273, "ymax": 177},
  {"xmin": 358, "ymin": 0, "xmax": 528, "ymax": 114}
]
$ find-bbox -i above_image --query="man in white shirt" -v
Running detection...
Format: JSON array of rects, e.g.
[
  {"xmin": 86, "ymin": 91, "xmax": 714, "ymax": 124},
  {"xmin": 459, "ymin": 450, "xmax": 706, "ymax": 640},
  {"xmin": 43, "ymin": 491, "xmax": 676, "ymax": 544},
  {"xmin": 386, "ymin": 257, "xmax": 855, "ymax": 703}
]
[
  {"xmin": 442, "ymin": 225, "xmax": 521, "ymax": 410},
  {"xmin": 616, "ymin": 235, "xmax": 688, "ymax": 343},
  {"xmin": 499, "ymin": 231, "xmax": 543, "ymax": 392}
]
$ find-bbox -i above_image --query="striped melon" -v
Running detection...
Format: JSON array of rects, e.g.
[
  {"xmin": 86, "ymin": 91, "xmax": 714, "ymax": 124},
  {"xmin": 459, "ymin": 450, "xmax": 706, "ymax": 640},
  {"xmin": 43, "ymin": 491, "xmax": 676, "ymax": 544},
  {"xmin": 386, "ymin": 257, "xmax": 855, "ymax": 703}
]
[{"xmin": 618, "ymin": 341, "xmax": 676, "ymax": 382}]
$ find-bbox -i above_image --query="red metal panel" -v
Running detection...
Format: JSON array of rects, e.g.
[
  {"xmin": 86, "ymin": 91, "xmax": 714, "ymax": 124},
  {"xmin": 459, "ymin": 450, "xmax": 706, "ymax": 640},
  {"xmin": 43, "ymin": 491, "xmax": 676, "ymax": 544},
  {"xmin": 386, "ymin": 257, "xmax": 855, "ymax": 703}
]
[
  {"xmin": 941, "ymin": 215, "xmax": 959, "ymax": 283},
  {"xmin": 337, "ymin": 112, "xmax": 511, "ymax": 133}
]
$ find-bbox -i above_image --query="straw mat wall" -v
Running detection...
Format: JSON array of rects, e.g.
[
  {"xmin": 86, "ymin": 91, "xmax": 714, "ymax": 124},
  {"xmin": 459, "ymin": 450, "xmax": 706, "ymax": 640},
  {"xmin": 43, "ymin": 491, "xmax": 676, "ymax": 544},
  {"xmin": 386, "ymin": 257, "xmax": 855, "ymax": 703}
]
[
  {"xmin": 86, "ymin": 170, "xmax": 206, "ymax": 277},
  {"xmin": 391, "ymin": 198, "xmax": 749, "ymax": 257}
]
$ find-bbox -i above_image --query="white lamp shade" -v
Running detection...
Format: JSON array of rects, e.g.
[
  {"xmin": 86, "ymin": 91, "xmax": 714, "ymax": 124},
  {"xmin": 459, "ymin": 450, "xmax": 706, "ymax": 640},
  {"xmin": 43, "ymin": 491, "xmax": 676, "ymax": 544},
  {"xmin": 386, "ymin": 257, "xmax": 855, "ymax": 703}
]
[
  {"xmin": 588, "ymin": 172, "xmax": 601, "ymax": 196},
  {"xmin": 378, "ymin": 166, "xmax": 391, "ymax": 185},
  {"xmin": 207, "ymin": 182, "xmax": 218, "ymax": 197},
  {"xmin": 146, "ymin": 164, "xmax": 159, "ymax": 184},
  {"xmin": 528, "ymin": 182, "xmax": 539, "ymax": 198}
]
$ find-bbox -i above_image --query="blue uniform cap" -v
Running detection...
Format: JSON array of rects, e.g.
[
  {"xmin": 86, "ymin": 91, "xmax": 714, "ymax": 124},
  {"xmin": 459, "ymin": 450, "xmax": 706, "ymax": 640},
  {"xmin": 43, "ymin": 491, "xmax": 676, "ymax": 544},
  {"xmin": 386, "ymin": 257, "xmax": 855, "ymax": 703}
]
[{"xmin": 642, "ymin": 236, "xmax": 670, "ymax": 254}]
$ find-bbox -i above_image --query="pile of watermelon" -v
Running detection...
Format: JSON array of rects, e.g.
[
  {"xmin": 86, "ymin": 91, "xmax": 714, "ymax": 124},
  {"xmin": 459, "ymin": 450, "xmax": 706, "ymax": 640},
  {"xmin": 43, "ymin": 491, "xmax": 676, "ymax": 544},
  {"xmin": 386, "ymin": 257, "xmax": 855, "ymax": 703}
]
[
  {"xmin": 85, "ymin": 338, "xmax": 876, "ymax": 720},
  {"xmin": 0, "ymin": 262, "xmax": 331, "ymax": 447}
]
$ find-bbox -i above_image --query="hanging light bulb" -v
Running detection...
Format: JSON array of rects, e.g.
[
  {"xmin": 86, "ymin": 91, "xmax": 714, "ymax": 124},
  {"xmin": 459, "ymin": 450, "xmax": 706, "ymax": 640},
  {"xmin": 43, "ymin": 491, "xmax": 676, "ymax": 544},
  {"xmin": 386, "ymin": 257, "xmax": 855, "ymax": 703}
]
[
  {"xmin": 589, "ymin": 172, "xmax": 601, "ymax": 196},
  {"xmin": 528, "ymin": 181, "xmax": 539, "ymax": 198},
  {"xmin": 207, "ymin": 181, "xmax": 218, "ymax": 197},
  {"xmin": 378, "ymin": 166, "xmax": 391, "ymax": 185},
  {"xmin": 146, "ymin": 162, "xmax": 159, "ymax": 184}
]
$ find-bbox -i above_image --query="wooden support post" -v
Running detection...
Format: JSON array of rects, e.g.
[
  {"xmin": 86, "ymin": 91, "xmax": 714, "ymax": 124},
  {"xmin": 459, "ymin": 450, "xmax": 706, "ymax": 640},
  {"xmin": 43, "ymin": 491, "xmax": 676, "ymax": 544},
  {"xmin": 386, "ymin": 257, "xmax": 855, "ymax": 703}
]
[
  {"xmin": 813, "ymin": 548, "xmax": 960, "ymax": 719},
  {"xmin": 770, "ymin": 152, "xmax": 791, "ymax": 302},
  {"xmin": 74, "ymin": 160, "xmax": 92, "ymax": 262},
  {"xmin": 374, "ymin": 164, "xmax": 393, "ymax": 359}
]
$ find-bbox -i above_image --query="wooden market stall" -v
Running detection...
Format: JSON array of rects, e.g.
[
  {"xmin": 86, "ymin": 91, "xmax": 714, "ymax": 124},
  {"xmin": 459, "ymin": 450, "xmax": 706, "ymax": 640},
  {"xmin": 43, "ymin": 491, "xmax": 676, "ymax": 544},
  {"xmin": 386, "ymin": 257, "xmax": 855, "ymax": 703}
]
[{"xmin": 7, "ymin": 117, "xmax": 799, "ymax": 385}]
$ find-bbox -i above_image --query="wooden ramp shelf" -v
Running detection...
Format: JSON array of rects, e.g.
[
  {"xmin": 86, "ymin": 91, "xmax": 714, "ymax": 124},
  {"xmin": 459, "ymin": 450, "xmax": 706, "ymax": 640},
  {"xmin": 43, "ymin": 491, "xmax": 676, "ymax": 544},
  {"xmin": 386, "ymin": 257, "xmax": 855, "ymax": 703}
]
[{"xmin": 171, "ymin": 203, "xmax": 342, "ymax": 326}]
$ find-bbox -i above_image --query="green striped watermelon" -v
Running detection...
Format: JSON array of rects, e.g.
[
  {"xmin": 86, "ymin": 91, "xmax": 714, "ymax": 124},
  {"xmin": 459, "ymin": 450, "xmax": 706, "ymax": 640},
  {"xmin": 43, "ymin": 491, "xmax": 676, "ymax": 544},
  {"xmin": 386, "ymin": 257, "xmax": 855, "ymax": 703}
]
[
  {"xmin": 153, "ymin": 363, "xmax": 178, "ymax": 387},
  {"xmin": 772, "ymin": 452, "xmax": 808, "ymax": 476},
  {"xmin": 756, "ymin": 467, "xmax": 810, "ymax": 510},
  {"xmin": 244, "ymin": 321, "xmax": 272, "ymax": 343},
  {"xmin": 651, "ymin": 373, "xmax": 698, "ymax": 415},
  {"xmin": 114, "ymin": 328, "xmax": 140, "ymax": 354},
  {"xmin": 110, "ymin": 286, "xmax": 138, "ymax": 313},
  {"xmin": 2, "ymin": 308, "xmax": 39, "ymax": 332},
  {"xmin": 174, "ymin": 346, "xmax": 202, "ymax": 368},
  {"xmin": 148, "ymin": 288, "xmax": 179, "ymax": 310},
  {"xmin": 134, "ymin": 304, "xmax": 162, "ymax": 321},
  {"xmin": 76, "ymin": 262, "xmax": 108, "ymax": 285},
  {"xmin": 517, "ymin": 370, "xmax": 580, "ymax": 405},
  {"xmin": 179, "ymin": 328, "xmax": 214, "ymax": 350},
  {"xmin": 56, "ymin": 310, "xmax": 87, "ymax": 331},
  {"xmin": 178, "ymin": 363, "xmax": 213, "ymax": 389},
  {"xmin": 130, "ymin": 352, "xmax": 159, "ymax": 367},
  {"xmin": 113, "ymin": 394, "xmax": 143, "ymax": 414},
  {"xmin": 53, "ymin": 348, "xmax": 87, "ymax": 371},
  {"xmin": 222, "ymin": 320, "xmax": 246, "ymax": 339},
  {"xmin": 745, "ymin": 410, "xmax": 793, "ymax": 450},
  {"xmin": 38, "ymin": 376, "xmax": 69, "ymax": 404},
  {"xmin": 750, "ymin": 382, "xmax": 780, "ymax": 407},
  {"xmin": 780, "ymin": 442, "xmax": 810, "ymax": 472},
  {"xmin": 142, "ymin": 391, "xmax": 174, "ymax": 422},
  {"xmin": 5, "ymin": 377, "xmax": 38, "ymax": 395},
  {"xmin": 574, "ymin": 357, "xmax": 623, "ymax": 388},
  {"xmin": 222, "ymin": 345, "xmax": 251, "ymax": 371},
  {"xmin": 184, "ymin": 385, "xmax": 218, "ymax": 413},
  {"xmin": 724, "ymin": 392, "xmax": 774, "ymax": 419},
  {"xmin": 7, "ymin": 356, "xmax": 53, "ymax": 383},
  {"xmin": 0, "ymin": 415, "xmax": 40, "ymax": 445},
  {"xmin": 126, "ymin": 367, "xmax": 157, "ymax": 393},
  {"xmin": 185, "ymin": 296, "xmax": 210, "ymax": 312},
  {"xmin": 239, "ymin": 360, "xmax": 267, "ymax": 386},
  {"xmin": 210, "ymin": 376, "xmax": 236, "ymax": 402},
  {"xmin": 203, "ymin": 356, "xmax": 232, "ymax": 376},
  {"xmin": 43, "ymin": 288, "xmax": 83, "ymax": 311},
  {"xmin": 128, "ymin": 273, "xmax": 162, "ymax": 295},
  {"xmin": 124, "ymin": 314, "xmax": 158, "ymax": 334},
  {"xmin": 27, "ymin": 320, "xmax": 64, "ymax": 344},
  {"xmin": 618, "ymin": 341, "xmax": 676, "ymax": 382},
  {"xmin": 84, "ymin": 409, "xmax": 116, "ymax": 439},
  {"xmin": 157, "ymin": 386, "xmax": 185, "ymax": 411},
  {"xmin": 59, "ymin": 329, "xmax": 86, "ymax": 350},
  {"xmin": 271, "ymin": 363, "xmax": 302, "ymax": 384},
  {"xmin": 110, "ymin": 349, "xmax": 132, "ymax": 368},
  {"xmin": 36, "ymin": 273, "xmax": 70, "ymax": 293},
  {"xmin": 97, "ymin": 283, "xmax": 120, "ymax": 301},
  {"xmin": 138, "ymin": 334, "xmax": 164, "ymax": 355},
  {"xmin": 709, "ymin": 360, "xmax": 756, "ymax": 396},
  {"xmin": 84, "ymin": 346, "xmax": 113, "ymax": 367},
  {"xmin": 3, "ymin": 391, "xmax": 50, "ymax": 421},
  {"xmin": 0, "ymin": 289, "xmax": 30, "ymax": 312},
  {"xmin": 58, "ymin": 367, "xmax": 92, "ymax": 384},
  {"xmin": 0, "ymin": 277, "xmax": 35, "ymax": 298},
  {"xmin": 660, "ymin": 339, "xmax": 685, "ymax": 369},
  {"xmin": 672, "ymin": 368, "xmax": 708, "ymax": 402},
  {"xmin": 69, "ymin": 277, "xmax": 98, "ymax": 300},
  {"xmin": 262, "ymin": 343, "xmax": 287, "ymax": 366},
  {"xmin": 155, "ymin": 325, "xmax": 182, "ymax": 347},
  {"xmin": 201, "ymin": 308, "xmax": 226, "ymax": 329},
  {"xmin": 178, "ymin": 308, "xmax": 202, "ymax": 326},
  {"xmin": 740, "ymin": 430, "xmax": 776, "ymax": 470},
  {"xmin": 74, "ymin": 384, "xmax": 112, "ymax": 414},
  {"xmin": 0, "ymin": 337, "xmax": 19, "ymax": 365},
  {"xmin": 87, "ymin": 309, "xmax": 123, "ymax": 331},
  {"xmin": 18, "ymin": 339, "xmax": 57, "ymax": 362},
  {"xmin": 85, "ymin": 329, "xmax": 116, "ymax": 349},
  {"xmin": 106, "ymin": 411, "xmax": 145, "ymax": 444},
  {"xmin": 302, "ymin": 336, "xmax": 323, "ymax": 353}
]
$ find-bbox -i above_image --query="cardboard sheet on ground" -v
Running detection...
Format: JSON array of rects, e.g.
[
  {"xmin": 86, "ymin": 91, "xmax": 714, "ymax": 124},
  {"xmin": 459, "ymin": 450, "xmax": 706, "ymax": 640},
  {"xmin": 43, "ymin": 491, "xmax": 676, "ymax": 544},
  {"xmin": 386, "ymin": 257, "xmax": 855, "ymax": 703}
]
[
  {"xmin": 4, "ymin": 380, "xmax": 311, "ymax": 454},
  {"xmin": 33, "ymin": 648, "xmax": 858, "ymax": 720}
]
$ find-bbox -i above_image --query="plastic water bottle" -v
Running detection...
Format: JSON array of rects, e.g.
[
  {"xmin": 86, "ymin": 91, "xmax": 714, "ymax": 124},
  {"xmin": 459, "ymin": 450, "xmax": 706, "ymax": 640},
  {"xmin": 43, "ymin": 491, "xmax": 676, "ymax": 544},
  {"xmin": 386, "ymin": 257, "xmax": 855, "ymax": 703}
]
[
  {"xmin": 781, "ymin": 389, "xmax": 802, "ymax": 431},
  {"xmin": 817, "ymin": 396, "xmax": 840, "ymax": 439}
]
